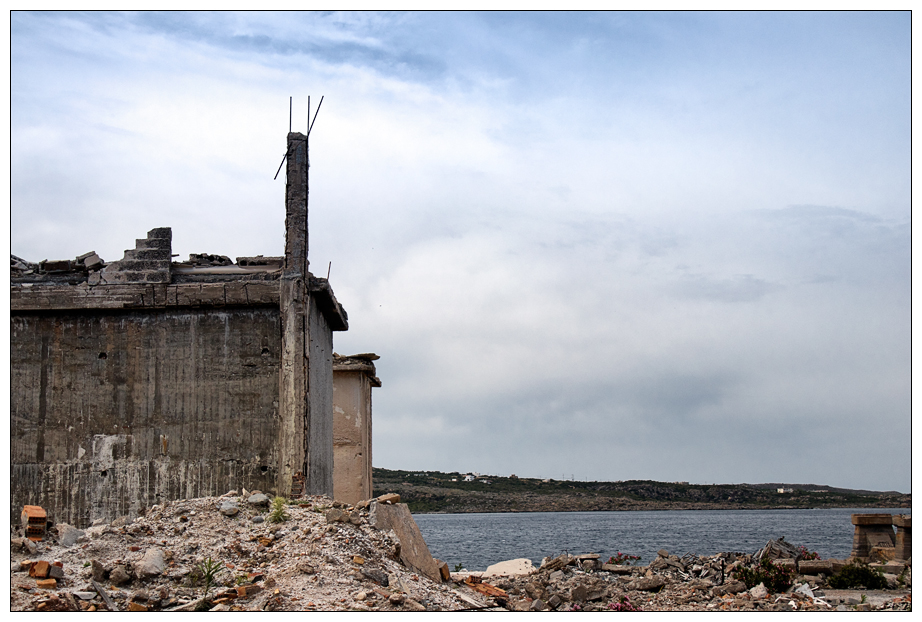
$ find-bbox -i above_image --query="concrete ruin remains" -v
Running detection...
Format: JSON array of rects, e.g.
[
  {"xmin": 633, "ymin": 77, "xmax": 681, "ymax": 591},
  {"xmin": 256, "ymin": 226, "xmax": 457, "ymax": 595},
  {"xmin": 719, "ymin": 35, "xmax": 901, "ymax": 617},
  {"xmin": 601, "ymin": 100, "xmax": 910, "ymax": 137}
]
[
  {"xmin": 10, "ymin": 132, "xmax": 375, "ymax": 528},
  {"xmin": 332, "ymin": 354, "xmax": 380, "ymax": 505},
  {"xmin": 849, "ymin": 513, "xmax": 912, "ymax": 563}
]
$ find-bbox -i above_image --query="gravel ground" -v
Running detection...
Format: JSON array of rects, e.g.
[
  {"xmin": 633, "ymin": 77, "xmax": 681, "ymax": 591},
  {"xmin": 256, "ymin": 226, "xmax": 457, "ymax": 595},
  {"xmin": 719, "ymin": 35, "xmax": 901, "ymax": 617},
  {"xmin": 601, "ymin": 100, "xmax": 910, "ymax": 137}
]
[{"xmin": 10, "ymin": 492, "xmax": 486, "ymax": 612}]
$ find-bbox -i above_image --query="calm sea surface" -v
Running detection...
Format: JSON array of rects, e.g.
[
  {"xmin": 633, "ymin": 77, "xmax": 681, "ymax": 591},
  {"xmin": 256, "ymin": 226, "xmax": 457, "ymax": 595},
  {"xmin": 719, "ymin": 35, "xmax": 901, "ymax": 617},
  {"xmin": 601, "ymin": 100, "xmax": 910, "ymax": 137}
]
[{"xmin": 414, "ymin": 508, "xmax": 910, "ymax": 572}]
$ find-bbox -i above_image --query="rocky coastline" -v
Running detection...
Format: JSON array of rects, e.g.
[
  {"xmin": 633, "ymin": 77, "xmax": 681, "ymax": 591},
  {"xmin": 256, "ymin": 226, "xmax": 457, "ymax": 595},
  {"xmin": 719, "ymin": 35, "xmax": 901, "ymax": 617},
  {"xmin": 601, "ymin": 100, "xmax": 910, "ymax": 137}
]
[{"xmin": 373, "ymin": 468, "xmax": 911, "ymax": 514}]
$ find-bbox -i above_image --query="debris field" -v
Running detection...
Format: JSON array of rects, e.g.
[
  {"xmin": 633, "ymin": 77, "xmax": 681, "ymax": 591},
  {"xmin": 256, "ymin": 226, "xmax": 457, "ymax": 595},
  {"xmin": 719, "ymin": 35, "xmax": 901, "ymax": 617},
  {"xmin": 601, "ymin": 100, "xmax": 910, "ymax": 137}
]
[{"xmin": 9, "ymin": 492, "xmax": 912, "ymax": 612}]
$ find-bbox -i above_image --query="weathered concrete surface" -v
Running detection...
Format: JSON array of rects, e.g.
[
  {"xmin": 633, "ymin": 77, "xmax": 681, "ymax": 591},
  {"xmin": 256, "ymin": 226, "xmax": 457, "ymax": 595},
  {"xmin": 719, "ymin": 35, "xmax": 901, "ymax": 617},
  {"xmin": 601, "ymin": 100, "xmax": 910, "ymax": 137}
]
[
  {"xmin": 369, "ymin": 502, "xmax": 442, "ymax": 583},
  {"xmin": 850, "ymin": 513, "xmax": 895, "ymax": 559},
  {"xmin": 305, "ymin": 292, "xmax": 334, "ymax": 495},
  {"xmin": 277, "ymin": 131, "xmax": 336, "ymax": 497},
  {"xmin": 483, "ymin": 558, "xmax": 536, "ymax": 578},
  {"xmin": 11, "ymin": 308, "xmax": 282, "ymax": 527},
  {"xmin": 332, "ymin": 353, "xmax": 380, "ymax": 504}
]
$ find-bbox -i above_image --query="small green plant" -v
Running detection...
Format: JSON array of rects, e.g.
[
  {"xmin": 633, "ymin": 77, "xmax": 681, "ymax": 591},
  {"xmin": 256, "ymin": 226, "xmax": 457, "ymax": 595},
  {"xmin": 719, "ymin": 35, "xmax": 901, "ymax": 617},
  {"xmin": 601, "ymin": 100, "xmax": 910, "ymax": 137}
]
[
  {"xmin": 83, "ymin": 561, "xmax": 91, "ymax": 568},
  {"xmin": 607, "ymin": 552, "xmax": 642, "ymax": 566},
  {"xmin": 734, "ymin": 558, "xmax": 794, "ymax": 594},
  {"xmin": 860, "ymin": 594, "xmax": 867, "ymax": 604},
  {"xmin": 268, "ymin": 496, "xmax": 289, "ymax": 523},
  {"xmin": 453, "ymin": 563, "xmax": 465, "ymax": 572},
  {"xmin": 195, "ymin": 557, "xmax": 224, "ymax": 600},
  {"xmin": 827, "ymin": 560, "xmax": 887, "ymax": 590}
]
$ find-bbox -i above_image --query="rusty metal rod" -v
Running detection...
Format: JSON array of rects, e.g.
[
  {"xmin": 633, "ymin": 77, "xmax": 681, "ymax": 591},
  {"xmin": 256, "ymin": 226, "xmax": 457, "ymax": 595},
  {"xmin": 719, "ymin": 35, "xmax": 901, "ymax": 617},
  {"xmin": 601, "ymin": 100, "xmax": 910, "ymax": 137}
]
[{"xmin": 308, "ymin": 96, "xmax": 324, "ymax": 136}]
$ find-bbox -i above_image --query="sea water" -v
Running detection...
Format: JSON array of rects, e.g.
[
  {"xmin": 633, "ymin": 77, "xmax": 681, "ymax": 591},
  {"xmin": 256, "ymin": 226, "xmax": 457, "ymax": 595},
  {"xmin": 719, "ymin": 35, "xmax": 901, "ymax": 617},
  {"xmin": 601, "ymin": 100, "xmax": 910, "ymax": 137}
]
[{"xmin": 414, "ymin": 508, "xmax": 910, "ymax": 571}]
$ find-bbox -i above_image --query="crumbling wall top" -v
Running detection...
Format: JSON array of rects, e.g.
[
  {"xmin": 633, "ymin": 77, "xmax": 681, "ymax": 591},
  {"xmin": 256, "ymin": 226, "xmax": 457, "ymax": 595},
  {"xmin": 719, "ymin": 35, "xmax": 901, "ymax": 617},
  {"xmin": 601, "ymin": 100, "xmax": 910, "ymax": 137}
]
[{"xmin": 333, "ymin": 352, "xmax": 381, "ymax": 386}]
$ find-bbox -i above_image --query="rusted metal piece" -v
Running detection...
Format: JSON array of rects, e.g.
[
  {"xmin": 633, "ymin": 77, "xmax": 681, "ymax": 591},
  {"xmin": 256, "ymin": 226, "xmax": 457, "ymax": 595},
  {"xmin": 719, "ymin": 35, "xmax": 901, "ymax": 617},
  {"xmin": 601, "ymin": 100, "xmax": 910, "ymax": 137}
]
[
  {"xmin": 464, "ymin": 576, "xmax": 508, "ymax": 600},
  {"xmin": 21, "ymin": 505, "xmax": 47, "ymax": 541}
]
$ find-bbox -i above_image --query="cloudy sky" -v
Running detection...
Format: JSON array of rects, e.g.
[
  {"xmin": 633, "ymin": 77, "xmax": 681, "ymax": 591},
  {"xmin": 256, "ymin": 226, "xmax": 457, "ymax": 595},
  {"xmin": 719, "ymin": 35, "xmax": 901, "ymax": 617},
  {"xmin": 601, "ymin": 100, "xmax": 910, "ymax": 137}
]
[{"xmin": 10, "ymin": 11, "xmax": 912, "ymax": 492}]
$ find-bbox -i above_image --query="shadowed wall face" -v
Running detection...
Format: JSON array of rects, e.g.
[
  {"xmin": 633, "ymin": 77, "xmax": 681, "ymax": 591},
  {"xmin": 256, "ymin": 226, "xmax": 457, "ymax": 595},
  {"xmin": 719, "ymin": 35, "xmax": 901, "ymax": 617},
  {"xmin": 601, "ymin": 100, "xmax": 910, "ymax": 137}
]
[{"xmin": 11, "ymin": 307, "xmax": 281, "ymax": 527}]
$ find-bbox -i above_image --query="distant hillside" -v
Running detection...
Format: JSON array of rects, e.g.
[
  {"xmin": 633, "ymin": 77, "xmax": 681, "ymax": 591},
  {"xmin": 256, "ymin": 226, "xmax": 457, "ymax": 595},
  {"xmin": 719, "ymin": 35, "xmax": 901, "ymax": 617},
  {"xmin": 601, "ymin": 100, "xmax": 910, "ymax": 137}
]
[{"xmin": 372, "ymin": 468, "xmax": 910, "ymax": 514}]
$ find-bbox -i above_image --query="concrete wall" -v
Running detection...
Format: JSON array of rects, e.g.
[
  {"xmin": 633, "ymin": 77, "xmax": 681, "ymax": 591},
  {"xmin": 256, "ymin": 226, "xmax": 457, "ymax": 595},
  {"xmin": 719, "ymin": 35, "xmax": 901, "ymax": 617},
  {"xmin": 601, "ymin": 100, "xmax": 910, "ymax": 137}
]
[
  {"xmin": 305, "ymin": 296, "xmax": 334, "ymax": 495},
  {"xmin": 11, "ymin": 307, "xmax": 281, "ymax": 527},
  {"xmin": 332, "ymin": 354, "xmax": 379, "ymax": 504}
]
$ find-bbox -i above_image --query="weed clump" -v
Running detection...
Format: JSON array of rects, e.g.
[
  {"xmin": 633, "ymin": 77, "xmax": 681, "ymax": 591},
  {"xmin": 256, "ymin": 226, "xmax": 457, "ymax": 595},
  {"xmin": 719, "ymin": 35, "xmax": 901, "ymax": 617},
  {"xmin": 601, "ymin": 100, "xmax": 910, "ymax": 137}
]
[
  {"xmin": 734, "ymin": 558, "xmax": 794, "ymax": 594},
  {"xmin": 827, "ymin": 560, "xmax": 887, "ymax": 590},
  {"xmin": 268, "ymin": 496, "xmax": 290, "ymax": 523}
]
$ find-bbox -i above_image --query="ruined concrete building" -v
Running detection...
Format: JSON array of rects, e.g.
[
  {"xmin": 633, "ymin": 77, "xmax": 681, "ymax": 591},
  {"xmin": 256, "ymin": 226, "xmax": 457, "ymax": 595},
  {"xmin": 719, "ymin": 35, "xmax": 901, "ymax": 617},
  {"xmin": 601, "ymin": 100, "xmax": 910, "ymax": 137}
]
[{"xmin": 11, "ymin": 132, "xmax": 377, "ymax": 528}]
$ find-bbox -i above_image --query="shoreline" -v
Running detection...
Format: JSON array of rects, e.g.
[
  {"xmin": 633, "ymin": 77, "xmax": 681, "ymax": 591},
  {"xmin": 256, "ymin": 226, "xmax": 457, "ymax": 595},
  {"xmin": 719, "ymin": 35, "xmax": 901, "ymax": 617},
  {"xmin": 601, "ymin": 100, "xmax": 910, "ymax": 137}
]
[{"xmin": 413, "ymin": 503, "xmax": 912, "ymax": 514}]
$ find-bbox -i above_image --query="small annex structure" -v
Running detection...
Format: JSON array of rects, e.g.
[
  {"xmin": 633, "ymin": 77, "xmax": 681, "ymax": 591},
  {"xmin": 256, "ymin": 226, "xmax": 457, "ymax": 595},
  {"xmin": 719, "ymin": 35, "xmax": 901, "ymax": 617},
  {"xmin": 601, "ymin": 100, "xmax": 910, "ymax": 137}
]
[
  {"xmin": 10, "ymin": 132, "xmax": 354, "ymax": 528},
  {"xmin": 332, "ymin": 353, "xmax": 380, "ymax": 504}
]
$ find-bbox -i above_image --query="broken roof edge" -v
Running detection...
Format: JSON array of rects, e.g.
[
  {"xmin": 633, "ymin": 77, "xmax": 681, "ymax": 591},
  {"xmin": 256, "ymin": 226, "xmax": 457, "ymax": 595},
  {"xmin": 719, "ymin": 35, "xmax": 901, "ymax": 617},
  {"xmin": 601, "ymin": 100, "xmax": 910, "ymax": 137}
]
[{"xmin": 310, "ymin": 275, "xmax": 349, "ymax": 331}]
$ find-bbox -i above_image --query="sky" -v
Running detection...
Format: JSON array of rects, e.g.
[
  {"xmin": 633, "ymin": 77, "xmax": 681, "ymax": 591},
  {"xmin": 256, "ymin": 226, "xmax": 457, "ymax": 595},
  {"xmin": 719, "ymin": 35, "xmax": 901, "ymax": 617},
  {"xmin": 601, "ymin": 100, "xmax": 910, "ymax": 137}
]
[{"xmin": 8, "ymin": 11, "xmax": 913, "ymax": 493}]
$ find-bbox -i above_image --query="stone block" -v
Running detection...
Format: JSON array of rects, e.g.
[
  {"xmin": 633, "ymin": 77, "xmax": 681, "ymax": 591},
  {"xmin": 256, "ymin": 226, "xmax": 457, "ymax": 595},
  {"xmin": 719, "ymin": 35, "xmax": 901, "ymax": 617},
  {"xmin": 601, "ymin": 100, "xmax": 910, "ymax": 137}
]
[
  {"xmin": 434, "ymin": 559, "xmax": 450, "ymax": 582},
  {"xmin": 484, "ymin": 558, "xmax": 535, "ymax": 578},
  {"xmin": 368, "ymin": 502, "xmax": 440, "ymax": 583},
  {"xmin": 224, "ymin": 282, "xmax": 248, "ymax": 305},
  {"xmin": 244, "ymin": 282, "xmax": 280, "ymax": 304},
  {"xmin": 773, "ymin": 558, "xmax": 797, "ymax": 573},
  {"xmin": 601, "ymin": 563, "xmax": 634, "ymax": 574},
  {"xmin": 852, "ymin": 513, "xmax": 894, "ymax": 526},
  {"xmin": 36, "ymin": 578, "xmax": 57, "ymax": 590},
  {"xmin": 797, "ymin": 559, "xmax": 833, "ymax": 575},
  {"xmin": 198, "ymin": 284, "xmax": 226, "ymax": 305},
  {"xmin": 56, "ymin": 523, "xmax": 85, "ymax": 547},
  {"xmin": 130, "ymin": 249, "xmax": 171, "ymax": 261}
]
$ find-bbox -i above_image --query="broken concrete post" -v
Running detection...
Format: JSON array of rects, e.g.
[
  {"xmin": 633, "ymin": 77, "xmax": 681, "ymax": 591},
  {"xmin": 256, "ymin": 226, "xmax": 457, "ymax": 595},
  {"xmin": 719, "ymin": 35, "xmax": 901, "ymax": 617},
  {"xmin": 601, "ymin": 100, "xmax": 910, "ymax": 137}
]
[
  {"xmin": 849, "ymin": 513, "xmax": 895, "ymax": 560},
  {"xmin": 278, "ymin": 130, "xmax": 334, "ymax": 498},
  {"xmin": 369, "ymin": 501, "xmax": 441, "ymax": 583}
]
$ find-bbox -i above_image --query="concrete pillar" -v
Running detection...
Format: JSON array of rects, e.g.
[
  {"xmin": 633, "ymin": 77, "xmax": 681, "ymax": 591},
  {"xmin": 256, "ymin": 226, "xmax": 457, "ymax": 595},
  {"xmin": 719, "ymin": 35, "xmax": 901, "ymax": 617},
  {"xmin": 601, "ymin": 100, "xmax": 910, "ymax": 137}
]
[
  {"xmin": 278, "ymin": 131, "xmax": 315, "ymax": 496},
  {"xmin": 849, "ymin": 513, "xmax": 895, "ymax": 560},
  {"xmin": 893, "ymin": 515, "xmax": 912, "ymax": 561},
  {"xmin": 332, "ymin": 354, "xmax": 380, "ymax": 504}
]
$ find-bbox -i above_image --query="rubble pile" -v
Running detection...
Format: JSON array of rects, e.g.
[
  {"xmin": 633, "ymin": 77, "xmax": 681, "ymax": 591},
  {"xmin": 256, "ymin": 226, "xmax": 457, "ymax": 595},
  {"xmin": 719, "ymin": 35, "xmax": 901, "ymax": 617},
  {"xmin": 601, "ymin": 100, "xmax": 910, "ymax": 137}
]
[
  {"xmin": 182, "ymin": 253, "xmax": 234, "ymax": 267},
  {"xmin": 9, "ymin": 492, "xmax": 483, "ymax": 612},
  {"xmin": 453, "ymin": 544, "xmax": 912, "ymax": 612},
  {"xmin": 10, "ymin": 498, "xmax": 912, "ymax": 612},
  {"xmin": 10, "ymin": 251, "xmax": 105, "ymax": 277}
]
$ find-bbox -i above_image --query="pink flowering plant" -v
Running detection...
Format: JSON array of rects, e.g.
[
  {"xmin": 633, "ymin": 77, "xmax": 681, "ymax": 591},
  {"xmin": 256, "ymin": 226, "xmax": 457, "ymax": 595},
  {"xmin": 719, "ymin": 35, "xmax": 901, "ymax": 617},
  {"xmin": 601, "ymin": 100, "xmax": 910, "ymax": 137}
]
[
  {"xmin": 607, "ymin": 596, "xmax": 641, "ymax": 612},
  {"xmin": 797, "ymin": 545, "xmax": 820, "ymax": 560},
  {"xmin": 607, "ymin": 552, "xmax": 642, "ymax": 566}
]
